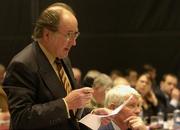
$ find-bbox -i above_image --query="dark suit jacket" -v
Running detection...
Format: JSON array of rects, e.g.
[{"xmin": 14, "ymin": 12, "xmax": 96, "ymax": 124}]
[
  {"xmin": 3, "ymin": 42, "xmax": 80, "ymax": 130},
  {"xmin": 156, "ymin": 89, "xmax": 179, "ymax": 121},
  {"xmin": 98, "ymin": 123, "xmax": 131, "ymax": 130},
  {"xmin": 98, "ymin": 123, "xmax": 114, "ymax": 130}
]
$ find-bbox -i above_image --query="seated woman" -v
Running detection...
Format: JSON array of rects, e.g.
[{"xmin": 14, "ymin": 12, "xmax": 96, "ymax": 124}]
[
  {"xmin": 98, "ymin": 85, "xmax": 147, "ymax": 130},
  {"xmin": 135, "ymin": 73, "xmax": 159, "ymax": 124}
]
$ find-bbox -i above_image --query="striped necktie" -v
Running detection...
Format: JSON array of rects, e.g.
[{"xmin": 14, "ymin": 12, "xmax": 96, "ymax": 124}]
[{"xmin": 55, "ymin": 58, "xmax": 72, "ymax": 94}]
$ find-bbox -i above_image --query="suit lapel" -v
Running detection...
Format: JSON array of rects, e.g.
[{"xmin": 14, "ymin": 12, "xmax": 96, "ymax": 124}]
[{"xmin": 34, "ymin": 43, "xmax": 67, "ymax": 98}]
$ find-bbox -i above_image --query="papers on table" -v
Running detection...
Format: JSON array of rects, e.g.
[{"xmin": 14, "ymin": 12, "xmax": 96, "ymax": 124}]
[{"xmin": 79, "ymin": 95, "xmax": 133, "ymax": 130}]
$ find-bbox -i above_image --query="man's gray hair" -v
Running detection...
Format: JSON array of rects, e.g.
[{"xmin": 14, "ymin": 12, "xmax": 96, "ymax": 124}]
[
  {"xmin": 104, "ymin": 85, "xmax": 141, "ymax": 108},
  {"xmin": 93, "ymin": 73, "xmax": 113, "ymax": 91}
]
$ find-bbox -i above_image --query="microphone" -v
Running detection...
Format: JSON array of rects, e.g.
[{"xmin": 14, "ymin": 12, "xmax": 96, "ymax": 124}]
[
  {"xmin": 76, "ymin": 76, "xmax": 94, "ymax": 120},
  {"xmin": 82, "ymin": 76, "xmax": 94, "ymax": 88}
]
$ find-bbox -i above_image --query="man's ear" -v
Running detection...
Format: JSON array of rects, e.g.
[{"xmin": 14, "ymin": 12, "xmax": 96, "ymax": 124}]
[{"xmin": 43, "ymin": 28, "xmax": 51, "ymax": 41}]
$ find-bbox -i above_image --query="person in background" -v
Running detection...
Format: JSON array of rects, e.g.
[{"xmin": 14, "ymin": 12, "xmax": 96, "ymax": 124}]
[
  {"xmin": 110, "ymin": 69, "xmax": 123, "ymax": 81},
  {"xmin": 0, "ymin": 86, "xmax": 8, "ymax": 112},
  {"xmin": 0, "ymin": 64, "xmax": 6, "ymax": 85},
  {"xmin": 157, "ymin": 73, "xmax": 180, "ymax": 120},
  {"xmin": 142, "ymin": 64, "xmax": 158, "ymax": 93},
  {"xmin": 72, "ymin": 67, "xmax": 82, "ymax": 88},
  {"xmin": 3, "ymin": 2, "xmax": 97, "ymax": 130},
  {"xmin": 125, "ymin": 68, "xmax": 138, "ymax": 88},
  {"xmin": 0, "ymin": 86, "xmax": 10, "ymax": 130},
  {"xmin": 98, "ymin": 85, "xmax": 147, "ymax": 130},
  {"xmin": 86, "ymin": 73, "xmax": 113, "ymax": 109},
  {"xmin": 135, "ymin": 73, "xmax": 159, "ymax": 124},
  {"xmin": 80, "ymin": 73, "xmax": 112, "ymax": 130},
  {"xmin": 113, "ymin": 76, "xmax": 130, "ymax": 87}
]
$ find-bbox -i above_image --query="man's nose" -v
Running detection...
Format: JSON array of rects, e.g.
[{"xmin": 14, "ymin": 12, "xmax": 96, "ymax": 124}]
[
  {"xmin": 71, "ymin": 39, "xmax": 77, "ymax": 46},
  {"xmin": 134, "ymin": 107, "xmax": 141, "ymax": 115}
]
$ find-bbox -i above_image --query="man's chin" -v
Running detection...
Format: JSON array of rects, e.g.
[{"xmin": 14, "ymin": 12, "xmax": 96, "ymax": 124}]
[
  {"xmin": 57, "ymin": 53, "xmax": 69, "ymax": 59},
  {"xmin": 64, "ymin": 53, "xmax": 69, "ymax": 57}
]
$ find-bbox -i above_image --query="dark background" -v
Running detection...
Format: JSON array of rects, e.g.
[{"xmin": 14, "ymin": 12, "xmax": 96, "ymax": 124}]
[{"xmin": 1, "ymin": 0, "xmax": 180, "ymax": 81}]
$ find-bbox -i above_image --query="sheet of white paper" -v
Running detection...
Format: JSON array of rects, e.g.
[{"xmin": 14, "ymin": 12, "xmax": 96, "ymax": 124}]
[
  {"xmin": 79, "ymin": 95, "xmax": 133, "ymax": 130},
  {"xmin": 79, "ymin": 114, "xmax": 102, "ymax": 130}
]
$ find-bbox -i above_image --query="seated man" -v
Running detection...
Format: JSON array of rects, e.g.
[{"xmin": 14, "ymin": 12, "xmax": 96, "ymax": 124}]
[
  {"xmin": 98, "ymin": 85, "xmax": 147, "ymax": 130},
  {"xmin": 0, "ymin": 86, "xmax": 8, "ymax": 112},
  {"xmin": 0, "ymin": 86, "xmax": 10, "ymax": 130},
  {"xmin": 158, "ymin": 73, "xmax": 180, "ymax": 117}
]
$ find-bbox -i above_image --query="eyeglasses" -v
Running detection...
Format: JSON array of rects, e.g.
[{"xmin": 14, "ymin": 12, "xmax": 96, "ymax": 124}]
[{"xmin": 57, "ymin": 31, "xmax": 80, "ymax": 41}]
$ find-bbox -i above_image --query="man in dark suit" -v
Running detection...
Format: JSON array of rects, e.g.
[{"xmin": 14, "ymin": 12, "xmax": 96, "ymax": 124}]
[
  {"xmin": 3, "ymin": 2, "xmax": 95, "ymax": 130},
  {"xmin": 157, "ymin": 73, "xmax": 180, "ymax": 120}
]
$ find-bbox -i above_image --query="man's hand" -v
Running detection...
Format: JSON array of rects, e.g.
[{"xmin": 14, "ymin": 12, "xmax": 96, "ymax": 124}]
[
  {"xmin": 92, "ymin": 108, "xmax": 112, "ymax": 126},
  {"xmin": 125, "ymin": 116, "xmax": 147, "ymax": 130},
  {"xmin": 171, "ymin": 88, "xmax": 180, "ymax": 100},
  {"xmin": 64, "ymin": 87, "xmax": 93, "ymax": 110}
]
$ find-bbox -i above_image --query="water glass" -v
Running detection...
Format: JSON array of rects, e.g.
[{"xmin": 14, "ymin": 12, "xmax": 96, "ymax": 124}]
[
  {"xmin": 167, "ymin": 113, "xmax": 174, "ymax": 130},
  {"xmin": 174, "ymin": 109, "xmax": 180, "ymax": 129},
  {"xmin": 150, "ymin": 116, "xmax": 158, "ymax": 126}
]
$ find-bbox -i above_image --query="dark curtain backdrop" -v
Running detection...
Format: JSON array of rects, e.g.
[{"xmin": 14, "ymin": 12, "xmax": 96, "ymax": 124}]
[{"xmin": 1, "ymin": 0, "xmax": 180, "ymax": 81}]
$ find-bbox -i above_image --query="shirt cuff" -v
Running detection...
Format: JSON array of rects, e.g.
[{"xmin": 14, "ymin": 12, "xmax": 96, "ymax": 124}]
[
  {"xmin": 170, "ymin": 98, "xmax": 178, "ymax": 107},
  {"xmin": 63, "ymin": 98, "xmax": 70, "ymax": 118}
]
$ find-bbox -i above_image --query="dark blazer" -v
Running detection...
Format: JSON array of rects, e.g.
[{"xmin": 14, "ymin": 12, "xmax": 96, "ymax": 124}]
[
  {"xmin": 98, "ymin": 123, "xmax": 131, "ymax": 130},
  {"xmin": 156, "ymin": 89, "xmax": 179, "ymax": 120},
  {"xmin": 98, "ymin": 123, "xmax": 114, "ymax": 130},
  {"xmin": 3, "ymin": 42, "xmax": 79, "ymax": 130}
]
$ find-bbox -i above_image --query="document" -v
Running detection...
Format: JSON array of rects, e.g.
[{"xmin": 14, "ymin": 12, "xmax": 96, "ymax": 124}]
[{"xmin": 79, "ymin": 95, "xmax": 133, "ymax": 130}]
